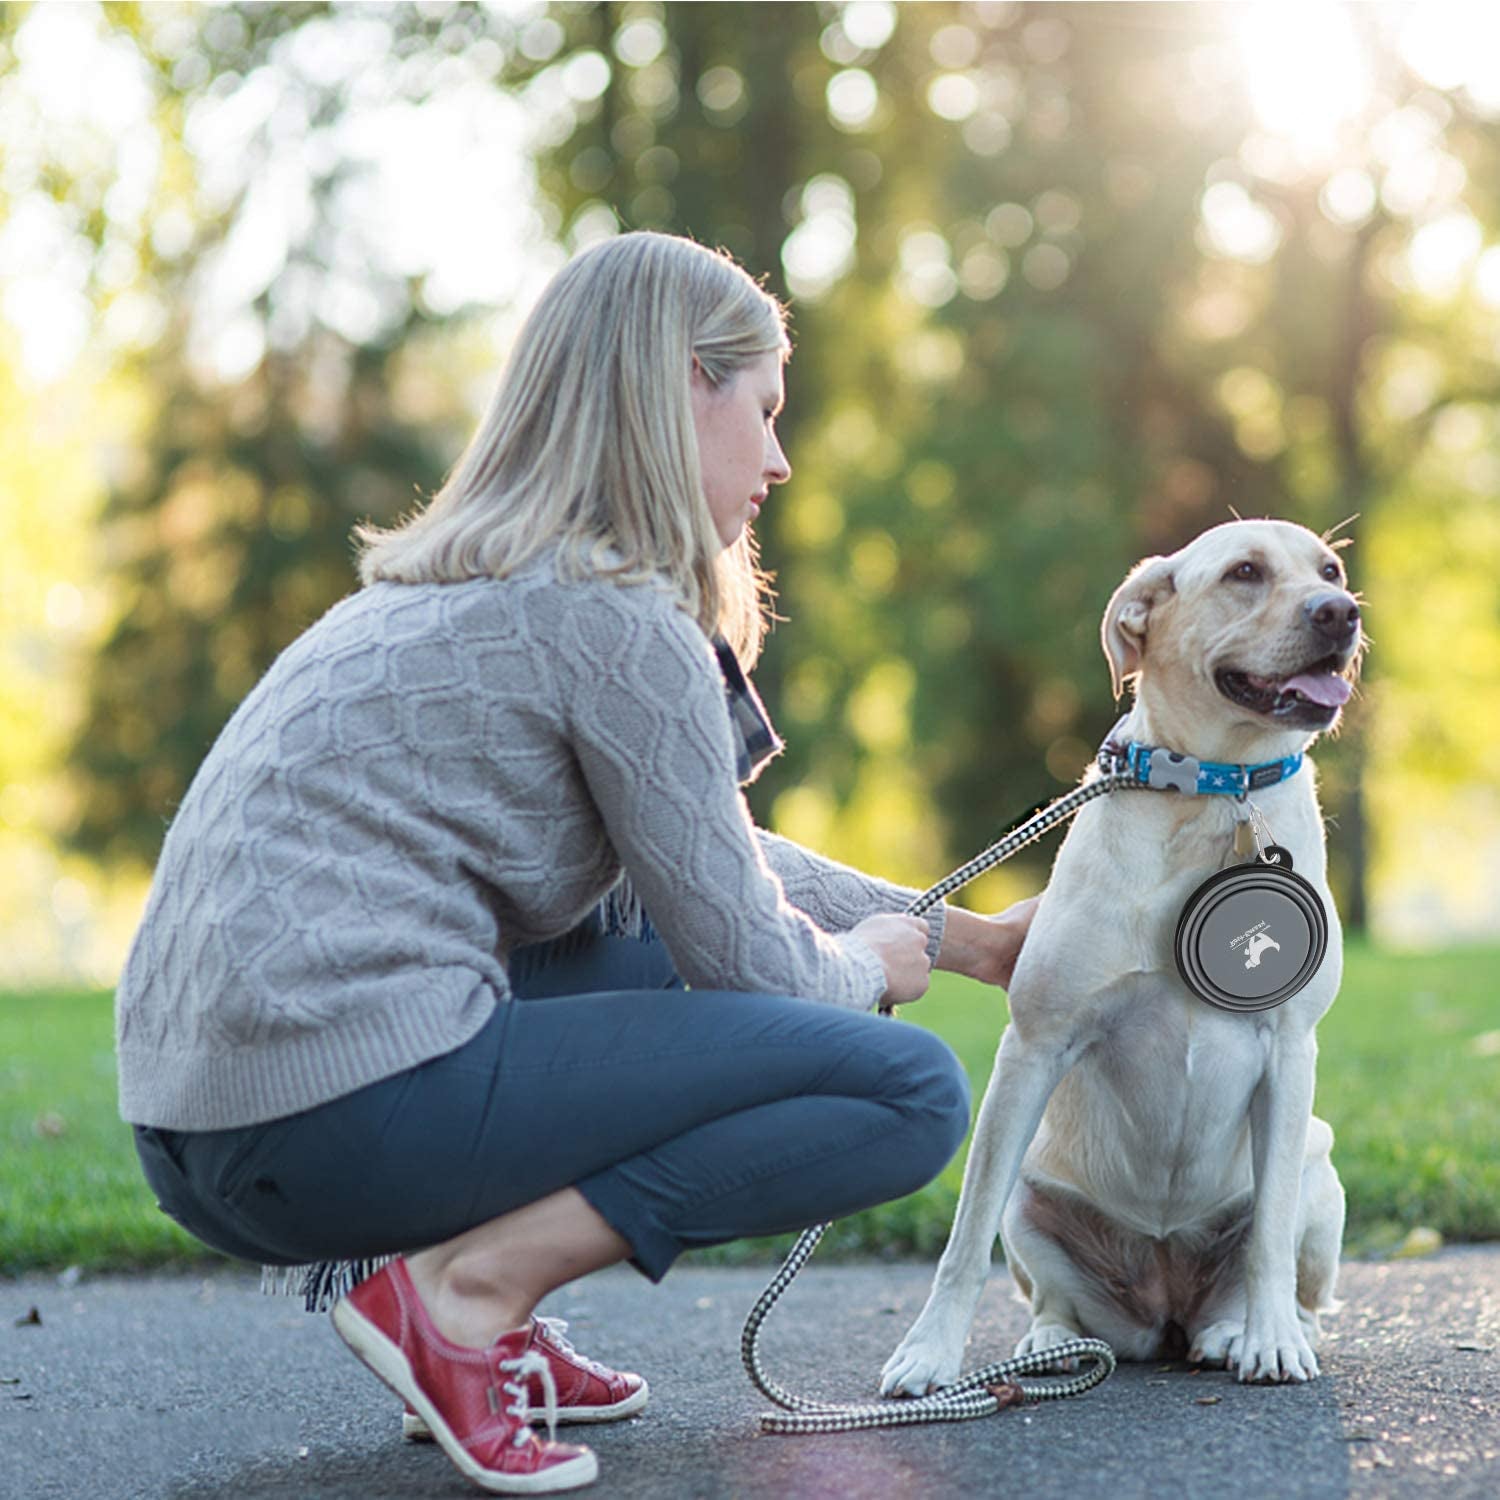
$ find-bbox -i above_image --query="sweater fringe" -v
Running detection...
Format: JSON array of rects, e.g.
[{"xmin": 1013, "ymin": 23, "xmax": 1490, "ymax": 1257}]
[
  {"xmin": 600, "ymin": 874, "xmax": 653, "ymax": 942},
  {"xmin": 260, "ymin": 1255, "xmax": 394, "ymax": 1311}
]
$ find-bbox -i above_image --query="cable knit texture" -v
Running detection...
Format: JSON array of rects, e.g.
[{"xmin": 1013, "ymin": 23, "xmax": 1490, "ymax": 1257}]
[{"xmin": 116, "ymin": 558, "xmax": 945, "ymax": 1130}]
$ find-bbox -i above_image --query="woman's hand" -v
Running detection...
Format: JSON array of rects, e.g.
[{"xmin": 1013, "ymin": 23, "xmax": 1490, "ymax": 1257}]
[
  {"xmin": 934, "ymin": 894, "xmax": 1042, "ymax": 991},
  {"xmin": 852, "ymin": 913, "xmax": 932, "ymax": 1008}
]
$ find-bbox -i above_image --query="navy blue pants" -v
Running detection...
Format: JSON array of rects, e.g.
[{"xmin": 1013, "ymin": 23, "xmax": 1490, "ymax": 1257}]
[{"xmin": 135, "ymin": 917, "xmax": 970, "ymax": 1281}]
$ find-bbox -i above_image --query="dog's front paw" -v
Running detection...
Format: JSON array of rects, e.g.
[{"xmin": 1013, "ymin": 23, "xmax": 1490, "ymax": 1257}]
[
  {"xmin": 1233, "ymin": 1314, "xmax": 1319, "ymax": 1383},
  {"xmin": 1015, "ymin": 1321, "xmax": 1086, "ymax": 1373},
  {"xmin": 880, "ymin": 1313, "xmax": 967, "ymax": 1397}
]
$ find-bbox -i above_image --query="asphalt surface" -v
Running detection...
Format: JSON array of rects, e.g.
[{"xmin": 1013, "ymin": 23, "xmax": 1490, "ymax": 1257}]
[{"xmin": 3, "ymin": 1248, "xmax": 1497, "ymax": 1500}]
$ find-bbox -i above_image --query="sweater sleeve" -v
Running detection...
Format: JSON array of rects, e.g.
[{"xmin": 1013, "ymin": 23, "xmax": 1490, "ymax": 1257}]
[
  {"xmin": 556, "ymin": 588, "xmax": 887, "ymax": 1010},
  {"xmin": 754, "ymin": 831, "xmax": 947, "ymax": 968}
]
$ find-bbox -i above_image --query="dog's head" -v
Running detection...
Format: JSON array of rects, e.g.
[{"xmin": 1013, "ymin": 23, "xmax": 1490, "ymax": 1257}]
[{"xmin": 1102, "ymin": 519, "xmax": 1364, "ymax": 752}]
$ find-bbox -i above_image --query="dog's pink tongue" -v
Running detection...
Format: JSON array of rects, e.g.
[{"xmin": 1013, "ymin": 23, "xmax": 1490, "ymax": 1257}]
[{"xmin": 1282, "ymin": 672, "xmax": 1352, "ymax": 707}]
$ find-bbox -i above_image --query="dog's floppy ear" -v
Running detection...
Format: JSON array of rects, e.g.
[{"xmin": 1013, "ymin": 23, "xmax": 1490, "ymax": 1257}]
[{"xmin": 1102, "ymin": 556, "xmax": 1176, "ymax": 698}]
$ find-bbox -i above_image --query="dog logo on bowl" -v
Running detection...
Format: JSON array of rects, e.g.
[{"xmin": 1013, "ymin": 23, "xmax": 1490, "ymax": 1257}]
[{"xmin": 1243, "ymin": 930, "xmax": 1281, "ymax": 969}]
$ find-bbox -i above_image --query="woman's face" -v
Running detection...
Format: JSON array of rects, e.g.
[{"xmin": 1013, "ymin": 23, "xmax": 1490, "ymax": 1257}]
[{"xmin": 691, "ymin": 351, "xmax": 791, "ymax": 550}]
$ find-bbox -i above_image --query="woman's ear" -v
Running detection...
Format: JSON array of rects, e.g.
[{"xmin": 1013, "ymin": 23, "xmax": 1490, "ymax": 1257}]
[{"xmin": 1101, "ymin": 555, "xmax": 1176, "ymax": 699}]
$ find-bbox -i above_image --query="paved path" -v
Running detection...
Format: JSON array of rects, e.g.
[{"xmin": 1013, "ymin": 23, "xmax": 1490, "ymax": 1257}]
[{"xmin": 3, "ymin": 1248, "xmax": 1496, "ymax": 1499}]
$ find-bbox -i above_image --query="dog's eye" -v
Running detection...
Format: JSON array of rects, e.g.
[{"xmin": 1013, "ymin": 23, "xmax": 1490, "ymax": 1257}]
[
  {"xmin": 1225, "ymin": 561, "xmax": 1262, "ymax": 583},
  {"xmin": 1320, "ymin": 561, "xmax": 1343, "ymax": 583}
]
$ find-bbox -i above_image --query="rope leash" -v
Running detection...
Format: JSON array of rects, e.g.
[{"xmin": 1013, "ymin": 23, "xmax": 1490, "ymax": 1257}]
[
  {"xmin": 901, "ymin": 772, "xmax": 1131, "ymax": 921},
  {"xmin": 742, "ymin": 773, "xmax": 1139, "ymax": 1434},
  {"xmin": 741, "ymin": 1220, "xmax": 1115, "ymax": 1434}
]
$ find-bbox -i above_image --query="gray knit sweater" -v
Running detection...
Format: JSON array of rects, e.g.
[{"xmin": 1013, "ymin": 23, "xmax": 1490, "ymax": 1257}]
[{"xmin": 115, "ymin": 558, "xmax": 946, "ymax": 1130}]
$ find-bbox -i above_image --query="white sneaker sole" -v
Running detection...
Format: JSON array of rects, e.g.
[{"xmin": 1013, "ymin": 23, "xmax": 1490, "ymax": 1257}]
[
  {"xmin": 331, "ymin": 1298, "xmax": 598, "ymax": 1494},
  {"xmin": 404, "ymin": 1380, "xmax": 648, "ymax": 1441}
]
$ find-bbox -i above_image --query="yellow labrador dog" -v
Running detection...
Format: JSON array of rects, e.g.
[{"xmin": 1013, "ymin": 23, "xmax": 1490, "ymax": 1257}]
[{"xmin": 883, "ymin": 519, "xmax": 1361, "ymax": 1393}]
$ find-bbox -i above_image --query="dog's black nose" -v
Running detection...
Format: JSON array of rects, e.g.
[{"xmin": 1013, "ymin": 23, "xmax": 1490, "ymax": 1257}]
[{"xmin": 1305, "ymin": 591, "xmax": 1360, "ymax": 646}]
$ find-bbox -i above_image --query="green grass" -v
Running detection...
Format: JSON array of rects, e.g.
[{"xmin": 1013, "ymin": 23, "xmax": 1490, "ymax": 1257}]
[
  {"xmin": 0, "ymin": 987, "xmax": 202, "ymax": 1271},
  {"xmin": 2, "ymin": 940, "xmax": 1497, "ymax": 1274}
]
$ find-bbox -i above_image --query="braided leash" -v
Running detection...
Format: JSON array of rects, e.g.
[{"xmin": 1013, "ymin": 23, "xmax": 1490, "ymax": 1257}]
[
  {"xmin": 900, "ymin": 773, "xmax": 1131, "ymax": 921},
  {"xmin": 742, "ymin": 773, "xmax": 1139, "ymax": 1434},
  {"xmin": 741, "ymin": 1221, "xmax": 1115, "ymax": 1434}
]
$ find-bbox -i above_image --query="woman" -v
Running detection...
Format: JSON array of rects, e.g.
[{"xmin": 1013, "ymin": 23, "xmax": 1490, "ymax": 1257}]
[{"xmin": 117, "ymin": 231, "xmax": 1036, "ymax": 1494}]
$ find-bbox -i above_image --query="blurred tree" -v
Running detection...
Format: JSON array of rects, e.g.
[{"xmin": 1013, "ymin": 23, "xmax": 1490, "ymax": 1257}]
[
  {"xmin": 1118, "ymin": 6, "xmax": 1500, "ymax": 929},
  {"xmin": 36, "ymin": 0, "xmax": 1500, "ymax": 941},
  {"xmin": 484, "ymin": 0, "xmax": 1500, "ymax": 928},
  {"xmin": 67, "ymin": 325, "xmax": 444, "ymax": 861},
  {"xmin": 520, "ymin": 3, "xmax": 1307, "ymax": 896},
  {"xmin": 60, "ymin": 2, "xmax": 489, "ymax": 861}
]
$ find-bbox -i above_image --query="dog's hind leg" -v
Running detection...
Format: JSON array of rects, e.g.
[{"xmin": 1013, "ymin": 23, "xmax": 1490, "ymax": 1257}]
[
  {"xmin": 1295, "ymin": 1117, "xmax": 1345, "ymax": 1347},
  {"xmin": 998, "ymin": 1186, "xmax": 1087, "ymax": 1368},
  {"xmin": 881, "ymin": 1028, "xmax": 1075, "ymax": 1396},
  {"xmin": 1188, "ymin": 1306, "xmax": 1246, "ymax": 1368},
  {"xmin": 996, "ymin": 1188, "xmax": 1080, "ymax": 1356},
  {"xmin": 1186, "ymin": 1251, "xmax": 1250, "ymax": 1368},
  {"xmin": 1002, "ymin": 1179, "xmax": 1174, "ymax": 1366}
]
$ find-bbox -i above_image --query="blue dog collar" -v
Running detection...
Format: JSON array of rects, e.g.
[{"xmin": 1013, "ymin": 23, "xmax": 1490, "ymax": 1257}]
[{"xmin": 1099, "ymin": 722, "xmax": 1303, "ymax": 798}]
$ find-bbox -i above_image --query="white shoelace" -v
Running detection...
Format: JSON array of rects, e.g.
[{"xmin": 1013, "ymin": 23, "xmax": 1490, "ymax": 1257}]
[
  {"xmin": 536, "ymin": 1316, "xmax": 610, "ymax": 1378},
  {"xmin": 497, "ymin": 1351, "xmax": 559, "ymax": 1444}
]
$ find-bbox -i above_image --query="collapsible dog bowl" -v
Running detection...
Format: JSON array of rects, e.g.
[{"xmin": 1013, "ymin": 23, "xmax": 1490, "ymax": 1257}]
[{"xmin": 1174, "ymin": 847, "xmax": 1328, "ymax": 1013}]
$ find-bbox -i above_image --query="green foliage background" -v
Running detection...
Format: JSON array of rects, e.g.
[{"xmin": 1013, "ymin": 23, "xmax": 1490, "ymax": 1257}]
[{"xmin": 2, "ymin": 2, "xmax": 1498, "ymax": 970}]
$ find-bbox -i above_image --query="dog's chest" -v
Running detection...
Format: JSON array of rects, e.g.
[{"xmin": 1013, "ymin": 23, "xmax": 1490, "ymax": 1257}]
[
  {"xmin": 1031, "ymin": 989, "xmax": 1274, "ymax": 1223},
  {"xmin": 1071, "ymin": 981, "xmax": 1273, "ymax": 1146}
]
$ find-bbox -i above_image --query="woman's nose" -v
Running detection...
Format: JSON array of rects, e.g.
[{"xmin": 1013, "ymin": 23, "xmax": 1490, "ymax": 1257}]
[{"xmin": 765, "ymin": 432, "xmax": 791, "ymax": 484}]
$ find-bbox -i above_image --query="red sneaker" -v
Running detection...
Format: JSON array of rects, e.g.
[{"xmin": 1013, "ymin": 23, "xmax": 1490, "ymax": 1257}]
[
  {"xmin": 404, "ymin": 1314, "xmax": 648, "ymax": 1441},
  {"xmin": 331, "ymin": 1259, "xmax": 597, "ymax": 1493}
]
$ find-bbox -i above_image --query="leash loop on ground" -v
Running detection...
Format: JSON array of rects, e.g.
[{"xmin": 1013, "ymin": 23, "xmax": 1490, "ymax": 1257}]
[
  {"xmin": 741, "ymin": 1220, "xmax": 1115, "ymax": 1434},
  {"xmin": 742, "ymin": 773, "xmax": 1139, "ymax": 1434}
]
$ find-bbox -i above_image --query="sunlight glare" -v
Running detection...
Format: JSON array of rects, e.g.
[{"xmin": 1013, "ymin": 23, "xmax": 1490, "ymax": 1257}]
[
  {"xmin": 1474, "ymin": 246, "xmax": 1500, "ymax": 309},
  {"xmin": 1199, "ymin": 181, "xmax": 1282, "ymax": 264},
  {"xmin": 1, "ymin": 4, "xmax": 154, "ymax": 382},
  {"xmin": 1398, "ymin": 1, "xmax": 1500, "ymax": 109},
  {"xmin": 782, "ymin": 176, "xmax": 858, "ymax": 300},
  {"xmin": 1234, "ymin": 2, "xmax": 1373, "ymax": 163},
  {"xmin": 1405, "ymin": 211, "xmax": 1482, "ymax": 299}
]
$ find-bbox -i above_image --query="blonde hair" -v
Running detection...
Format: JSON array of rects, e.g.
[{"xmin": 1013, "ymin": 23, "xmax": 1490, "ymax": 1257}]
[{"xmin": 356, "ymin": 231, "xmax": 789, "ymax": 665}]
